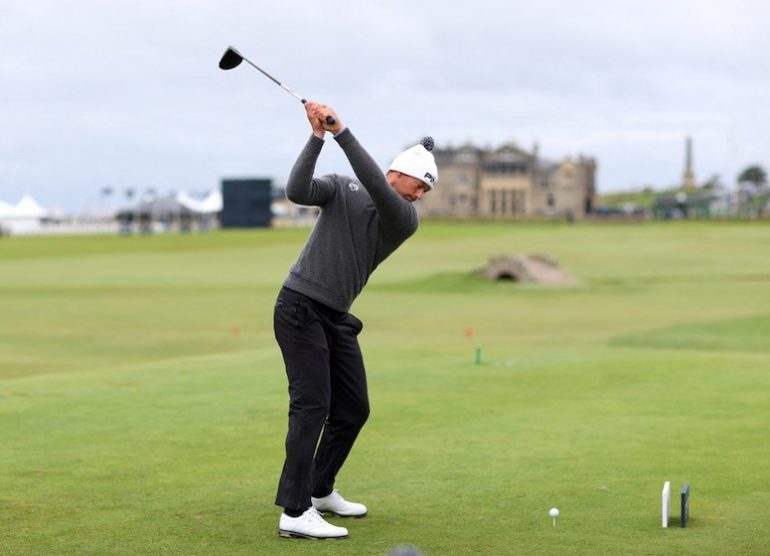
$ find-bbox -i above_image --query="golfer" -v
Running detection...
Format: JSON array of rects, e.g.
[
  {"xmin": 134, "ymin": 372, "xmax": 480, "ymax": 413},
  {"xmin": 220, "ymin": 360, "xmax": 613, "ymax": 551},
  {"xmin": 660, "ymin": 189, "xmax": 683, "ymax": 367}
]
[{"xmin": 274, "ymin": 101, "xmax": 437, "ymax": 539}]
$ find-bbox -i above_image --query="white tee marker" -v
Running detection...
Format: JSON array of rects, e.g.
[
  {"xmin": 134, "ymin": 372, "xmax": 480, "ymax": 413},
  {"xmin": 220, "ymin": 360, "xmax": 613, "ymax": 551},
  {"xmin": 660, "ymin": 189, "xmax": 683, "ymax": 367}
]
[{"xmin": 662, "ymin": 481, "xmax": 671, "ymax": 528}]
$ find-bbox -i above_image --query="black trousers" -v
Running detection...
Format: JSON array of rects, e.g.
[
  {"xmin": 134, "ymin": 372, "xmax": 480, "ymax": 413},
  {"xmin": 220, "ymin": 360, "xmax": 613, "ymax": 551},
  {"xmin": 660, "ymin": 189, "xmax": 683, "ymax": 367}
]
[{"xmin": 273, "ymin": 287, "xmax": 370, "ymax": 511}]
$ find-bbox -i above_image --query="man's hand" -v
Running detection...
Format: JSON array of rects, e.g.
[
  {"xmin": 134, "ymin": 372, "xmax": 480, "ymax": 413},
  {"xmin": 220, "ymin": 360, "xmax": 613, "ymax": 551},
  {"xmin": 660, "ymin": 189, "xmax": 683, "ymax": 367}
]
[{"xmin": 305, "ymin": 101, "xmax": 343, "ymax": 138}]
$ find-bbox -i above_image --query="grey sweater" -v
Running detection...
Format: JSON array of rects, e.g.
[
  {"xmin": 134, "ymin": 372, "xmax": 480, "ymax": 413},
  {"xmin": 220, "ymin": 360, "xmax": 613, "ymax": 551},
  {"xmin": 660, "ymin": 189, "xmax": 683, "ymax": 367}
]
[{"xmin": 282, "ymin": 128, "xmax": 419, "ymax": 312}]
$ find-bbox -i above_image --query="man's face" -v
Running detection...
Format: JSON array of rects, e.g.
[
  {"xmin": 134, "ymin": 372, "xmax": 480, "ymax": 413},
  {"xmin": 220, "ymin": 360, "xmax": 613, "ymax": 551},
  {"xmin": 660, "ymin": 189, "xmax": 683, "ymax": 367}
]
[{"xmin": 388, "ymin": 172, "xmax": 431, "ymax": 203}]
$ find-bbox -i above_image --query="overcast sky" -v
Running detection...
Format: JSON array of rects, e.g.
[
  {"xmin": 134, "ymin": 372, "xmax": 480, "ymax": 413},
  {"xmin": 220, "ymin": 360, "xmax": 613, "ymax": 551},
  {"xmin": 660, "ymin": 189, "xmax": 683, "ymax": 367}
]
[{"xmin": 1, "ymin": 0, "xmax": 768, "ymax": 211}]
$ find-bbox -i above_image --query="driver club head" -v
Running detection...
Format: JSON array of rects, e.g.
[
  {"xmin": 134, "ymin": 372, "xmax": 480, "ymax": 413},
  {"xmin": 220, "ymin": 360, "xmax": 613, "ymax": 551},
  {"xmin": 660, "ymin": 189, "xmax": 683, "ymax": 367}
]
[{"xmin": 219, "ymin": 47, "xmax": 244, "ymax": 70}]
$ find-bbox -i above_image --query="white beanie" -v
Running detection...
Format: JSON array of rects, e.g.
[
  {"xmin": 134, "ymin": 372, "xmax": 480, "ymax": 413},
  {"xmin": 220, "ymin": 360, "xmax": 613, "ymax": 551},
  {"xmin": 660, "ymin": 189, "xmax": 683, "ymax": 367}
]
[{"xmin": 388, "ymin": 136, "xmax": 438, "ymax": 190}]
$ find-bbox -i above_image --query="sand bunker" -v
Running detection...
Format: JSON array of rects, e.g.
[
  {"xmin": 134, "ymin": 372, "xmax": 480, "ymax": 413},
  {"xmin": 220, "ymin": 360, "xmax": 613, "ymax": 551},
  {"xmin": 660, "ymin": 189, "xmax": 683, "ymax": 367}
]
[{"xmin": 480, "ymin": 255, "xmax": 578, "ymax": 285}]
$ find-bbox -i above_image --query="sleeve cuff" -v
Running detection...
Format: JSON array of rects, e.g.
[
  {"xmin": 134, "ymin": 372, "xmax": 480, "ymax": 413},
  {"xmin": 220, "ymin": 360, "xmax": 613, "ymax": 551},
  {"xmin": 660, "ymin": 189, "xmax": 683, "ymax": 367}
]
[{"xmin": 333, "ymin": 127, "xmax": 353, "ymax": 146}]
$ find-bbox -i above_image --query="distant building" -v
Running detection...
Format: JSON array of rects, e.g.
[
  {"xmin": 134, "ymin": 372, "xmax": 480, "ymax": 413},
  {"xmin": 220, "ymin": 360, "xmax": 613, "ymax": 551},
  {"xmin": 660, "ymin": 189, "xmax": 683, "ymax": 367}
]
[
  {"xmin": 420, "ymin": 142, "xmax": 596, "ymax": 219},
  {"xmin": 652, "ymin": 192, "xmax": 712, "ymax": 219},
  {"xmin": 116, "ymin": 190, "xmax": 222, "ymax": 233},
  {"xmin": 653, "ymin": 185, "xmax": 736, "ymax": 220}
]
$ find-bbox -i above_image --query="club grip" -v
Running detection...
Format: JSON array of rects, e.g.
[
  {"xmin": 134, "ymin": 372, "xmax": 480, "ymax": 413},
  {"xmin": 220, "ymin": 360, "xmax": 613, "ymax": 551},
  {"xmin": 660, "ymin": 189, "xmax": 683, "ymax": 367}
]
[{"xmin": 300, "ymin": 99, "xmax": 336, "ymax": 126}]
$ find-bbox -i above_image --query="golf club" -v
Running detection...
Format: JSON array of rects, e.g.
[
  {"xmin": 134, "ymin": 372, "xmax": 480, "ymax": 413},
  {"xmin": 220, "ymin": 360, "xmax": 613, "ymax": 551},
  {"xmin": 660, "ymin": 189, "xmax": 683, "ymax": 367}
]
[{"xmin": 219, "ymin": 46, "xmax": 335, "ymax": 125}]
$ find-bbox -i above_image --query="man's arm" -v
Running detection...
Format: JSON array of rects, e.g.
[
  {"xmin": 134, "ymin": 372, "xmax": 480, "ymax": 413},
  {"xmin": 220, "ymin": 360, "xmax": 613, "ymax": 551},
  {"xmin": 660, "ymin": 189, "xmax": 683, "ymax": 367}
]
[
  {"xmin": 285, "ymin": 135, "xmax": 336, "ymax": 206},
  {"xmin": 334, "ymin": 128, "xmax": 418, "ymax": 238}
]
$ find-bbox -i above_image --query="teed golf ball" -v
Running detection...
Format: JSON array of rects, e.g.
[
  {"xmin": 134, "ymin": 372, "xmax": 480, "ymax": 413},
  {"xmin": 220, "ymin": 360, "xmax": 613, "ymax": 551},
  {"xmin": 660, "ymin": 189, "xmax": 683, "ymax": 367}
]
[{"xmin": 549, "ymin": 507, "xmax": 560, "ymax": 518}]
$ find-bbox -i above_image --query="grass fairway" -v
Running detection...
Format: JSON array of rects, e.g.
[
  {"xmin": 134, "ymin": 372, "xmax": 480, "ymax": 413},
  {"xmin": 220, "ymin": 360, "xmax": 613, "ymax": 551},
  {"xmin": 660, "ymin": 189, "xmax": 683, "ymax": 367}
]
[{"xmin": 1, "ymin": 221, "xmax": 769, "ymax": 555}]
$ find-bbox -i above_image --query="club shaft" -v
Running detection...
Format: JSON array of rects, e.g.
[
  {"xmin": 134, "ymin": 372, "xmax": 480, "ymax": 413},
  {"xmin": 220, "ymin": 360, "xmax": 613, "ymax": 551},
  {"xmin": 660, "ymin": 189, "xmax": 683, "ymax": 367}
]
[
  {"xmin": 227, "ymin": 47, "xmax": 334, "ymax": 124},
  {"xmin": 241, "ymin": 57, "xmax": 305, "ymax": 103}
]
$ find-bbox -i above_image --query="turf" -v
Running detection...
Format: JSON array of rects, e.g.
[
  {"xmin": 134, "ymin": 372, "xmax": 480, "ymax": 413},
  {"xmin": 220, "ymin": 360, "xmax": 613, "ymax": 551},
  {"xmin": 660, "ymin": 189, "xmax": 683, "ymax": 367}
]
[{"xmin": 1, "ymin": 221, "xmax": 769, "ymax": 555}]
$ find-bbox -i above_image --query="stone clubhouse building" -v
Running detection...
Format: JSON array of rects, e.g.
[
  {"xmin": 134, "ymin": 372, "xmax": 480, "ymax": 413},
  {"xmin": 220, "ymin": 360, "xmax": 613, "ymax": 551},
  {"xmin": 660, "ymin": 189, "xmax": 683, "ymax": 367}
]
[{"xmin": 419, "ymin": 142, "xmax": 597, "ymax": 219}]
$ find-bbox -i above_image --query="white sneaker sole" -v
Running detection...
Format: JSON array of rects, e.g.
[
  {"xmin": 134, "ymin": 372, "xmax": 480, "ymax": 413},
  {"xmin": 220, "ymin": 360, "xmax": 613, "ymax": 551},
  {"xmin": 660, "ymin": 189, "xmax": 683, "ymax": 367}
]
[
  {"xmin": 317, "ymin": 510, "xmax": 368, "ymax": 519},
  {"xmin": 278, "ymin": 529, "xmax": 348, "ymax": 540}
]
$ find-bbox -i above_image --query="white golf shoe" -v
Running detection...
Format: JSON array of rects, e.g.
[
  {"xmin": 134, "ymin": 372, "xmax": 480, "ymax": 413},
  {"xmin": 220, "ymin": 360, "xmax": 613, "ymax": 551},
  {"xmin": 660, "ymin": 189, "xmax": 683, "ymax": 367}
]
[
  {"xmin": 311, "ymin": 489, "xmax": 368, "ymax": 518},
  {"xmin": 278, "ymin": 507, "xmax": 348, "ymax": 540}
]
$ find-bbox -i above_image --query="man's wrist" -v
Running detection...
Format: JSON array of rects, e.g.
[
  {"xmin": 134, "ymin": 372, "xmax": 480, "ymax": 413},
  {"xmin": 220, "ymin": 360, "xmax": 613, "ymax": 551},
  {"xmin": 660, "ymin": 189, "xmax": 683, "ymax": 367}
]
[{"xmin": 333, "ymin": 127, "xmax": 353, "ymax": 149}]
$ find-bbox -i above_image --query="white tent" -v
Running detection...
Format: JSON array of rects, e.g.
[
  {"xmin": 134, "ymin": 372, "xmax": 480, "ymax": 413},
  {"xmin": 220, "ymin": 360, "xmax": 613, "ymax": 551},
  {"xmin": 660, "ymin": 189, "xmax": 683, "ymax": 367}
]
[
  {"xmin": 0, "ymin": 195, "xmax": 49, "ymax": 219},
  {"xmin": 0, "ymin": 195, "xmax": 49, "ymax": 234},
  {"xmin": 176, "ymin": 190, "xmax": 222, "ymax": 214}
]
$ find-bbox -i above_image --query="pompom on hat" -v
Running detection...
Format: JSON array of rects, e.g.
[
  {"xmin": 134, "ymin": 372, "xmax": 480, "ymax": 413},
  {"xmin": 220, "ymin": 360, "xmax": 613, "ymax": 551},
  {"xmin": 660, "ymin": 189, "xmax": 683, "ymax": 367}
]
[{"xmin": 388, "ymin": 136, "xmax": 438, "ymax": 190}]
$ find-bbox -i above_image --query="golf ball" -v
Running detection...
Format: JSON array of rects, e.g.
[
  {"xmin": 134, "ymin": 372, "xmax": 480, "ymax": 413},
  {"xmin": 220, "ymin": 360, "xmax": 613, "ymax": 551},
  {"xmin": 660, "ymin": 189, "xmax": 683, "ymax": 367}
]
[{"xmin": 549, "ymin": 507, "xmax": 560, "ymax": 518}]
